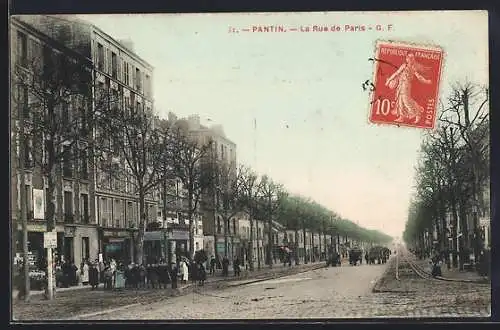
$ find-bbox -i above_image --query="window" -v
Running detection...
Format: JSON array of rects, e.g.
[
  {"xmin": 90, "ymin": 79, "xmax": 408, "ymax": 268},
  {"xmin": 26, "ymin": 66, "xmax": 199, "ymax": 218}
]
[
  {"xmin": 80, "ymin": 149, "xmax": 88, "ymax": 180},
  {"xmin": 62, "ymin": 146, "xmax": 72, "ymax": 178},
  {"xmin": 124, "ymin": 96, "xmax": 131, "ymax": 115},
  {"xmin": 17, "ymin": 85, "xmax": 29, "ymax": 119},
  {"xmin": 97, "ymin": 43, "xmax": 104, "ymax": 71},
  {"xmin": 135, "ymin": 101, "xmax": 141, "ymax": 114},
  {"xmin": 25, "ymin": 185, "xmax": 33, "ymax": 220},
  {"xmin": 145, "ymin": 74, "xmax": 151, "ymax": 97},
  {"xmin": 233, "ymin": 219, "xmax": 237, "ymax": 236},
  {"xmin": 100, "ymin": 197, "xmax": 107, "ymax": 226},
  {"xmin": 106, "ymin": 49, "xmax": 111, "ymax": 74},
  {"xmin": 80, "ymin": 194, "xmax": 89, "ymax": 223},
  {"xmin": 127, "ymin": 201, "xmax": 135, "ymax": 227},
  {"xmin": 217, "ymin": 216, "xmax": 222, "ymax": 234},
  {"xmin": 111, "ymin": 52, "xmax": 117, "ymax": 78},
  {"xmin": 17, "ymin": 31, "xmax": 27, "ymax": 67},
  {"xmin": 124, "ymin": 62, "xmax": 129, "ymax": 85},
  {"xmin": 226, "ymin": 219, "xmax": 231, "ymax": 235},
  {"xmin": 114, "ymin": 199, "xmax": 121, "ymax": 227},
  {"xmin": 23, "ymin": 137, "xmax": 32, "ymax": 168},
  {"xmin": 82, "ymin": 237, "xmax": 90, "ymax": 262},
  {"xmin": 42, "ymin": 45, "xmax": 54, "ymax": 76},
  {"xmin": 135, "ymin": 68, "xmax": 142, "ymax": 92},
  {"xmin": 64, "ymin": 191, "xmax": 73, "ymax": 223}
]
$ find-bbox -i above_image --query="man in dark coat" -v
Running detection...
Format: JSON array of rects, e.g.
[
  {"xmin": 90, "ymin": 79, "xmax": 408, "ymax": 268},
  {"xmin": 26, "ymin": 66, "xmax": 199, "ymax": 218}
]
[
  {"xmin": 170, "ymin": 263, "xmax": 178, "ymax": 289},
  {"xmin": 89, "ymin": 262, "xmax": 99, "ymax": 290}
]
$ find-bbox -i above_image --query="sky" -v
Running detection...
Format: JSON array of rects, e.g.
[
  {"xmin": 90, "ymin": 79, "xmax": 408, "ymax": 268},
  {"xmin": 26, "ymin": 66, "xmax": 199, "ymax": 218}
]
[{"xmin": 78, "ymin": 11, "xmax": 488, "ymax": 238}]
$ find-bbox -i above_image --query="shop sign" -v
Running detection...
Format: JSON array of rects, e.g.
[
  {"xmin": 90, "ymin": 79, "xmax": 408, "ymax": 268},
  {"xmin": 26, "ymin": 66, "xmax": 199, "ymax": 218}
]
[
  {"xmin": 171, "ymin": 230, "xmax": 189, "ymax": 240},
  {"xmin": 144, "ymin": 231, "xmax": 164, "ymax": 241},
  {"xmin": 103, "ymin": 230, "xmax": 129, "ymax": 237},
  {"xmin": 109, "ymin": 238, "xmax": 125, "ymax": 243},
  {"xmin": 216, "ymin": 242, "xmax": 225, "ymax": 254},
  {"xmin": 27, "ymin": 224, "xmax": 47, "ymax": 232},
  {"xmin": 44, "ymin": 231, "xmax": 58, "ymax": 249}
]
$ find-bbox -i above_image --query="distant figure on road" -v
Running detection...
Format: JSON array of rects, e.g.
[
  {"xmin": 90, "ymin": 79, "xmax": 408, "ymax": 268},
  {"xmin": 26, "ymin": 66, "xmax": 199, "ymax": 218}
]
[
  {"xmin": 210, "ymin": 255, "xmax": 216, "ymax": 275},
  {"xmin": 222, "ymin": 255, "xmax": 229, "ymax": 277},
  {"xmin": 233, "ymin": 257, "xmax": 241, "ymax": 277}
]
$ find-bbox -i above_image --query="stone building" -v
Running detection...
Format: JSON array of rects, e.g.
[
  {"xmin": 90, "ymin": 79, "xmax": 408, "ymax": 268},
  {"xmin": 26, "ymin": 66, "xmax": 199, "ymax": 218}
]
[
  {"xmin": 11, "ymin": 16, "xmax": 97, "ymax": 268},
  {"xmin": 15, "ymin": 15, "xmax": 156, "ymax": 264}
]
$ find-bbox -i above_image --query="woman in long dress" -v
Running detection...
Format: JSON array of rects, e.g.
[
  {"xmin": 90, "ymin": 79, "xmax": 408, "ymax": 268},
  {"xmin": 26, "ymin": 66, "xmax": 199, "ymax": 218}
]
[
  {"xmin": 181, "ymin": 259, "xmax": 189, "ymax": 284},
  {"xmin": 385, "ymin": 53, "xmax": 432, "ymax": 123},
  {"xmin": 81, "ymin": 260, "xmax": 89, "ymax": 285}
]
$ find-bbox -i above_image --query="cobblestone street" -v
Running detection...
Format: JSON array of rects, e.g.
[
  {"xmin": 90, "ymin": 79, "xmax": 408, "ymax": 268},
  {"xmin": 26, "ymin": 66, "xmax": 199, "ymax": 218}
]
[{"xmin": 75, "ymin": 258, "xmax": 490, "ymax": 320}]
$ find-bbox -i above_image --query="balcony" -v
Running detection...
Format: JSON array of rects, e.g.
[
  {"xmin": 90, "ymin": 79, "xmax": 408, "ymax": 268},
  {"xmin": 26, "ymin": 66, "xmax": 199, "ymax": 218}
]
[{"xmin": 64, "ymin": 213, "xmax": 74, "ymax": 224}]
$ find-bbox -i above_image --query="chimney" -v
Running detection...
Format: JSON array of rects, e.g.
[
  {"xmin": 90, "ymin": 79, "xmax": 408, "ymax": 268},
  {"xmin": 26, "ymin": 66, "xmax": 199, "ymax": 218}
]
[{"xmin": 118, "ymin": 39, "xmax": 135, "ymax": 52}]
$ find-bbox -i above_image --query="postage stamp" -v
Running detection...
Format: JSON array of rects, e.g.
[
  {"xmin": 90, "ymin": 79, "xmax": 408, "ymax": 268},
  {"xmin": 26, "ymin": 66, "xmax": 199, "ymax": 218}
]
[{"xmin": 368, "ymin": 41, "xmax": 444, "ymax": 129}]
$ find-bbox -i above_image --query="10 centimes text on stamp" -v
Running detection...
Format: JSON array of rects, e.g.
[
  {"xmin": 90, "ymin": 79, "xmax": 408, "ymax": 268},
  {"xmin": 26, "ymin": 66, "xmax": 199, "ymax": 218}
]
[{"xmin": 369, "ymin": 41, "xmax": 444, "ymax": 129}]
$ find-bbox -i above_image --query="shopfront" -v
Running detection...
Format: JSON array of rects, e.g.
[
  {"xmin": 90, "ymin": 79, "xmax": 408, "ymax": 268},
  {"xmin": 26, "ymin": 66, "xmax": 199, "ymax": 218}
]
[
  {"xmin": 99, "ymin": 229, "xmax": 132, "ymax": 264},
  {"xmin": 171, "ymin": 229, "xmax": 189, "ymax": 259},
  {"xmin": 16, "ymin": 223, "xmax": 65, "ymax": 268},
  {"xmin": 143, "ymin": 230, "xmax": 168, "ymax": 264}
]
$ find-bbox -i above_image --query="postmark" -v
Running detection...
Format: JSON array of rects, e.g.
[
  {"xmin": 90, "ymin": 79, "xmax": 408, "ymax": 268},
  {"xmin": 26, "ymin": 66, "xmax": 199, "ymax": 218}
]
[{"xmin": 368, "ymin": 41, "xmax": 444, "ymax": 129}]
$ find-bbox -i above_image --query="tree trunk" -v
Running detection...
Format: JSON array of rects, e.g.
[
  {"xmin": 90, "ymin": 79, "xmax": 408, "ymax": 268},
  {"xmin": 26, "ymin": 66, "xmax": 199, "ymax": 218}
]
[
  {"xmin": 18, "ymin": 108, "xmax": 30, "ymax": 301},
  {"xmin": 267, "ymin": 216, "xmax": 273, "ymax": 268},
  {"xmin": 223, "ymin": 216, "xmax": 228, "ymax": 258},
  {"xmin": 256, "ymin": 220, "xmax": 261, "ymax": 270},
  {"xmin": 302, "ymin": 226, "xmax": 307, "ymax": 264},
  {"xmin": 187, "ymin": 190, "xmax": 195, "ymax": 260},
  {"xmin": 248, "ymin": 217, "xmax": 254, "ymax": 271},
  {"xmin": 294, "ymin": 230, "xmax": 299, "ymax": 265},
  {"xmin": 136, "ymin": 188, "xmax": 146, "ymax": 264},
  {"xmin": 450, "ymin": 191, "xmax": 459, "ymax": 267}
]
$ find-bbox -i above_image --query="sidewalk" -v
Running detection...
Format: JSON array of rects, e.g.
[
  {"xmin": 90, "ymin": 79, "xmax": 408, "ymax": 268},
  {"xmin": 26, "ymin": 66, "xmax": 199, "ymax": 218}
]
[{"xmin": 21, "ymin": 261, "xmax": 325, "ymax": 297}]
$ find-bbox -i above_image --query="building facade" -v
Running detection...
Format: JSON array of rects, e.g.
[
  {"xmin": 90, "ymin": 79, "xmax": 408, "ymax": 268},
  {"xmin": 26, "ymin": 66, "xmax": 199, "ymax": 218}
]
[
  {"xmin": 15, "ymin": 15, "xmax": 156, "ymax": 264},
  {"xmin": 11, "ymin": 17, "xmax": 97, "ymax": 269}
]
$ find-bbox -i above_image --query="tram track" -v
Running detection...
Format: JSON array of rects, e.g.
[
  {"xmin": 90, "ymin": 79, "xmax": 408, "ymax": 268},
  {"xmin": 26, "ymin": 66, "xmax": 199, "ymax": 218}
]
[{"xmin": 396, "ymin": 247, "xmax": 488, "ymax": 284}]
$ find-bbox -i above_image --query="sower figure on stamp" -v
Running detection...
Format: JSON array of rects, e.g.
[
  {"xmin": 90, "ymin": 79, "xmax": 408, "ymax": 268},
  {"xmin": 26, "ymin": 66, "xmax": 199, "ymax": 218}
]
[{"xmin": 385, "ymin": 53, "xmax": 432, "ymax": 123}]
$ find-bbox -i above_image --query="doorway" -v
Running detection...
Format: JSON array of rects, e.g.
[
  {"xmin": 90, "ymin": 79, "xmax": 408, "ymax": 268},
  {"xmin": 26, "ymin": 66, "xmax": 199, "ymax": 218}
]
[{"xmin": 64, "ymin": 237, "xmax": 74, "ymax": 262}]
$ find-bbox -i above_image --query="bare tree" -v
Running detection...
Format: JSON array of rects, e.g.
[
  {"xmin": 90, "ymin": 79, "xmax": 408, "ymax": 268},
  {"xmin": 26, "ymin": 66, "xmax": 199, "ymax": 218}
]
[
  {"xmin": 168, "ymin": 127, "xmax": 214, "ymax": 258},
  {"xmin": 258, "ymin": 175, "xmax": 287, "ymax": 268},
  {"xmin": 439, "ymin": 82, "xmax": 489, "ymax": 259},
  {"xmin": 94, "ymin": 88, "xmax": 165, "ymax": 263},
  {"xmin": 239, "ymin": 166, "xmax": 262, "ymax": 271},
  {"xmin": 12, "ymin": 41, "xmax": 94, "ymax": 234},
  {"xmin": 213, "ymin": 162, "xmax": 245, "ymax": 259}
]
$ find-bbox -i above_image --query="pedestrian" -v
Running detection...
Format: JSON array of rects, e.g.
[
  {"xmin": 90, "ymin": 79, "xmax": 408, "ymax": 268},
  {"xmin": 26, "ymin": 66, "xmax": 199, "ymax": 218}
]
[
  {"xmin": 198, "ymin": 263, "xmax": 206, "ymax": 286},
  {"xmin": 210, "ymin": 255, "xmax": 216, "ymax": 275},
  {"xmin": 81, "ymin": 260, "xmax": 89, "ymax": 286},
  {"xmin": 233, "ymin": 257, "xmax": 241, "ymax": 277},
  {"xmin": 180, "ymin": 258, "xmax": 189, "ymax": 284},
  {"xmin": 89, "ymin": 262, "xmax": 99, "ymax": 290}
]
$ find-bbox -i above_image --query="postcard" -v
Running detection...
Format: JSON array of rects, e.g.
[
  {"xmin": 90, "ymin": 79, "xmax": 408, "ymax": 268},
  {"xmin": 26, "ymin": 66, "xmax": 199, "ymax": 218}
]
[{"xmin": 10, "ymin": 11, "xmax": 490, "ymax": 320}]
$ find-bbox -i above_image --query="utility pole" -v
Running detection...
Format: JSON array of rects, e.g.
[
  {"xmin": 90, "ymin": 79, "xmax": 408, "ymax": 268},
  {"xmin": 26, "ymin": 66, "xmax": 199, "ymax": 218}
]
[{"xmin": 18, "ymin": 92, "xmax": 30, "ymax": 302}]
